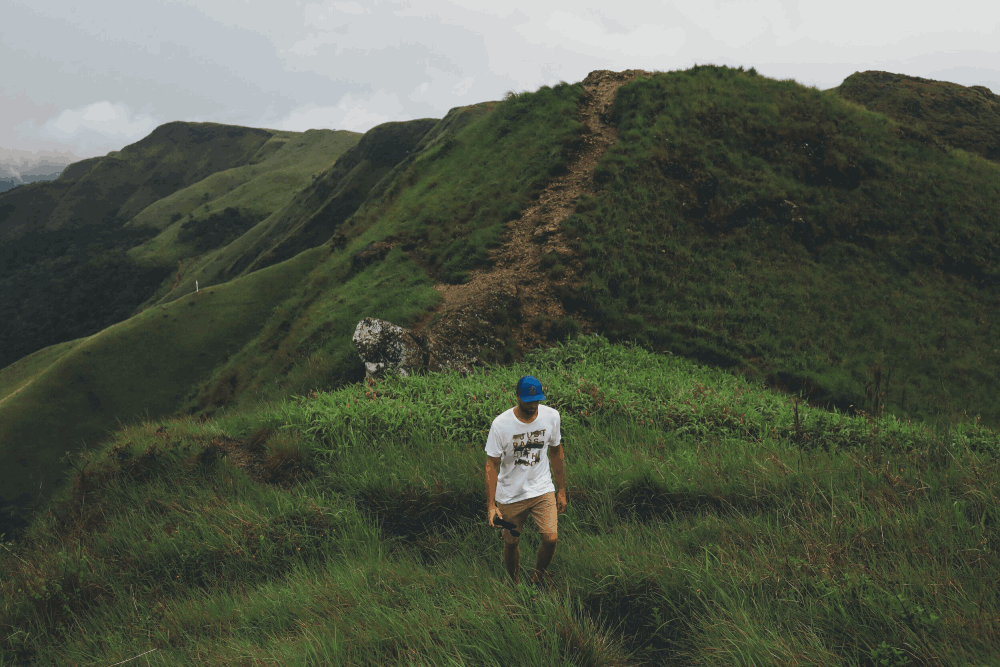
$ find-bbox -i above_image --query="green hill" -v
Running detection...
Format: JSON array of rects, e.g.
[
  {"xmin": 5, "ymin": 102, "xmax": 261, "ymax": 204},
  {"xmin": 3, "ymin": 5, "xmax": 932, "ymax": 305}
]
[
  {"xmin": 559, "ymin": 65, "xmax": 1000, "ymax": 431},
  {"xmin": 0, "ymin": 123, "xmax": 360, "ymax": 369},
  {"xmin": 137, "ymin": 118, "xmax": 439, "ymax": 305}
]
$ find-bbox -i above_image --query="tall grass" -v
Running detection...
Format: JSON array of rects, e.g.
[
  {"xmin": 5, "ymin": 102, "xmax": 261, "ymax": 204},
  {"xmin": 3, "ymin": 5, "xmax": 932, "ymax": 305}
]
[{"xmin": 3, "ymin": 335, "xmax": 998, "ymax": 665}]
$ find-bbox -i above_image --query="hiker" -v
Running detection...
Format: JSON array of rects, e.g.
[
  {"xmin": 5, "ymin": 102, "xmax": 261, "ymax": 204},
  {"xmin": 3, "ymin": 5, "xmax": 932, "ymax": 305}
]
[{"xmin": 485, "ymin": 375, "xmax": 568, "ymax": 590}]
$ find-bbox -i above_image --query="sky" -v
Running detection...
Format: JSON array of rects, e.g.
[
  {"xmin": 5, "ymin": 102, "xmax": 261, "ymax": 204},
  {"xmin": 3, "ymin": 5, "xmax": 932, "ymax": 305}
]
[{"xmin": 3, "ymin": 0, "xmax": 999, "ymax": 166}]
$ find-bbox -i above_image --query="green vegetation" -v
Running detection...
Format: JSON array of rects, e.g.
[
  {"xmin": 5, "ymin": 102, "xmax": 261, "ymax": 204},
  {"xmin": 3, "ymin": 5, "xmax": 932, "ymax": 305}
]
[
  {"xmin": 0, "ymin": 339, "xmax": 83, "ymax": 406},
  {"xmin": 3, "ymin": 336, "xmax": 998, "ymax": 665},
  {"xmin": 180, "ymin": 243, "xmax": 440, "ymax": 418},
  {"xmin": 0, "ymin": 246, "xmax": 325, "ymax": 543},
  {"xmin": 833, "ymin": 70, "xmax": 1000, "ymax": 165},
  {"xmin": 6, "ymin": 69, "xmax": 1000, "ymax": 664},
  {"xmin": 161, "ymin": 119, "xmax": 438, "ymax": 300},
  {"xmin": 124, "ymin": 127, "xmax": 360, "ymax": 271},
  {"xmin": 345, "ymin": 82, "xmax": 585, "ymax": 284},
  {"xmin": 561, "ymin": 64, "xmax": 1000, "ymax": 432}
]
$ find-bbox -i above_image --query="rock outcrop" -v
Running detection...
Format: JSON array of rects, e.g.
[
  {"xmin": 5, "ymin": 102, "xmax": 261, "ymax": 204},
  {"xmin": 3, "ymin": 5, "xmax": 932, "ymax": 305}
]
[{"xmin": 352, "ymin": 317, "xmax": 481, "ymax": 379}]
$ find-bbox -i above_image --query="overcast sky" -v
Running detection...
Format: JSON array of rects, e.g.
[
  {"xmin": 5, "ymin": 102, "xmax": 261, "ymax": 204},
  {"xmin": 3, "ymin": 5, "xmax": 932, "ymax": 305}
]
[{"xmin": 4, "ymin": 0, "xmax": 999, "ymax": 164}]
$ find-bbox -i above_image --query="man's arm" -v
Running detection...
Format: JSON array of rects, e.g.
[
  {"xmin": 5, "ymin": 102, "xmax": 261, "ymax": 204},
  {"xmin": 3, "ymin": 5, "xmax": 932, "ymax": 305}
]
[
  {"xmin": 485, "ymin": 455, "xmax": 501, "ymax": 508},
  {"xmin": 548, "ymin": 443, "xmax": 566, "ymax": 494}
]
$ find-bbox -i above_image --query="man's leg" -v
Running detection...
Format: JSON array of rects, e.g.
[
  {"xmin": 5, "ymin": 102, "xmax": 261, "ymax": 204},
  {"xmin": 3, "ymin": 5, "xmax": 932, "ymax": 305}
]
[
  {"xmin": 530, "ymin": 493, "xmax": 559, "ymax": 585},
  {"xmin": 503, "ymin": 534, "xmax": 521, "ymax": 584},
  {"xmin": 532, "ymin": 533, "xmax": 557, "ymax": 584},
  {"xmin": 500, "ymin": 502, "xmax": 526, "ymax": 584}
]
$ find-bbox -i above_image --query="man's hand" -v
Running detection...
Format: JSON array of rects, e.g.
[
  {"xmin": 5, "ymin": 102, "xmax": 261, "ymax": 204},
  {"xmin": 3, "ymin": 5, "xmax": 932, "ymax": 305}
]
[
  {"xmin": 556, "ymin": 490, "xmax": 568, "ymax": 514},
  {"xmin": 487, "ymin": 504, "xmax": 501, "ymax": 527}
]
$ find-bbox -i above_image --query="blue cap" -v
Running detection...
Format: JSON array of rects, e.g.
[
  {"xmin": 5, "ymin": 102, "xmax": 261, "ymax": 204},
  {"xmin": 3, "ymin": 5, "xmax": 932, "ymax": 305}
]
[{"xmin": 517, "ymin": 375, "xmax": 545, "ymax": 402}]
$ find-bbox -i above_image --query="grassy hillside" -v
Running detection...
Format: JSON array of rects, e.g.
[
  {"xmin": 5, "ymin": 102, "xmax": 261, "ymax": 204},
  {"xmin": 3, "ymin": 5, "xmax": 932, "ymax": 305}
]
[
  {"xmin": 0, "ymin": 246, "xmax": 325, "ymax": 546},
  {"xmin": 2, "ymin": 336, "xmax": 999, "ymax": 665},
  {"xmin": 124, "ymin": 127, "xmax": 361, "ymax": 265},
  {"xmin": 146, "ymin": 119, "xmax": 436, "ymax": 303},
  {"xmin": 0, "ymin": 122, "xmax": 356, "ymax": 369},
  {"xmin": 345, "ymin": 84, "xmax": 586, "ymax": 284},
  {"xmin": 833, "ymin": 70, "xmax": 1000, "ymax": 164},
  {"xmin": 558, "ymin": 65, "xmax": 1000, "ymax": 432}
]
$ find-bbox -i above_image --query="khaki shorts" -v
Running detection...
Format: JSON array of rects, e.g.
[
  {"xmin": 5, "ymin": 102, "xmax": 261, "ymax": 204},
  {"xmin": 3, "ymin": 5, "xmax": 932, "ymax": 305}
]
[{"xmin": 497, "ymin": 491, "xmax": 557, "ymax": 541}]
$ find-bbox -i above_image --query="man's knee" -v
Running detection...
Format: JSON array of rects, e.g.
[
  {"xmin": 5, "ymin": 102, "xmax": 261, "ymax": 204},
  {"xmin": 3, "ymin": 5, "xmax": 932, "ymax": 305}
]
[
  {"xmin": 504, "ymin": 530, "xmax": 520, "ymax": 546},
  {"xmin": 540, "ymin": 532, "xmax": 558, "ymax": 545}
]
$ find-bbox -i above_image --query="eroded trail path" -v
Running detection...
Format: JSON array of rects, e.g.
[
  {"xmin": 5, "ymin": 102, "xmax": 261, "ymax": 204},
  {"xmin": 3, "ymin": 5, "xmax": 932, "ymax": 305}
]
[{"xmin": 416, "ymin": 69, "xmax": 652, "ymax": 362}]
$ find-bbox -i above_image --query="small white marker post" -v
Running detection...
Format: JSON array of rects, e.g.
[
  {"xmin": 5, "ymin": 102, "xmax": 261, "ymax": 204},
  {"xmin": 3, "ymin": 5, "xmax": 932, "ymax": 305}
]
[{"xmin": 196, "ymin": 280, "xmax": 199, "ymax": 293}]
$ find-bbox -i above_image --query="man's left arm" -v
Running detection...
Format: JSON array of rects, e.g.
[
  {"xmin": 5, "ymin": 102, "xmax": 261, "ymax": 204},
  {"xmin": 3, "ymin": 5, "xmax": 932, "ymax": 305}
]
[{"xmin": 548, "ymin": 440, "xmax": 566, "ymax": 496}]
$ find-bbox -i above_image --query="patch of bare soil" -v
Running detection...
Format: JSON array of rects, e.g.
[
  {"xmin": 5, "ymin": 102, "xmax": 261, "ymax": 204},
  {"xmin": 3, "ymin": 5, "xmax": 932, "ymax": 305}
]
[{"xmin": 412, "ymin": 69, "xmax": 653, "ymax": 363}]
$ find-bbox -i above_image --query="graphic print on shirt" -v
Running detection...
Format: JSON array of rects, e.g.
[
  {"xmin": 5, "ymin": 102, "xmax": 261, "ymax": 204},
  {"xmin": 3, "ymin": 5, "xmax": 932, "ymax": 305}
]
[{"xmin": 512, "ymin": 429, "xmax": 547, "ymax": 467}]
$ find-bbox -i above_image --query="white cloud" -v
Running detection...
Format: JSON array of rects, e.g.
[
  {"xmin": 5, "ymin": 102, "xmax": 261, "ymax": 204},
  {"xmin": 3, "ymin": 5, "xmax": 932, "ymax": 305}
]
[
  {"xmin": 269, "ymin": 90, "xmax": 411, "ymax": 133},
  {"xmin": 332, "ymin": 1, "xmax": 366, "ymax": 15},
  {"xmin": 4, "ymin": 0, "xmax": 1000, "ymax": 157},
  {"xmin": 14, "ymin": 101, "xmax": 163, "ymax": 153},
  {"xmin": 516, "ymin": 9, "xmax": 686, "ymax": 58}
]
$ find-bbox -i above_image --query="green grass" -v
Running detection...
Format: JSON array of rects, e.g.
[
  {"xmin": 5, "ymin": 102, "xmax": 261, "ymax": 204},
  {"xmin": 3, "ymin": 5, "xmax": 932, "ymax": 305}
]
[
  {"xmin": 3, "ymin": 335, "xmax": 999, "ymax": 665},
  {"xmin": 0, "ymin": 246, "xmax": 325, "ymax": 534},
  {"xmin": 560, "ymin": 64, "xmax": 1000, "ymax": 432},
  {"xmin": 344, "ymin": 82, "xmax": 586, "ymax": 284}
]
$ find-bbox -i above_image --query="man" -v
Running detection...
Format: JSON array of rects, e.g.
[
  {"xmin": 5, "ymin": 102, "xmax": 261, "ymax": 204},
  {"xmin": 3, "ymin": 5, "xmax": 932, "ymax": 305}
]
[{"xmin": 484, "ymin": 375, "xmax": 568, "ymax": 591}]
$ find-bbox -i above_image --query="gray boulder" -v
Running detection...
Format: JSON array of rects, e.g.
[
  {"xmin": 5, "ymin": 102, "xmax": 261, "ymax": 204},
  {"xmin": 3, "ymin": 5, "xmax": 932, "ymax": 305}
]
[
  {"xmin": 352, "ymin": 317, "xmax": 428, "ymax": 379},
  {"xmin": 352, "ymin": 317, "xmax": 481, "ymax": 379}
]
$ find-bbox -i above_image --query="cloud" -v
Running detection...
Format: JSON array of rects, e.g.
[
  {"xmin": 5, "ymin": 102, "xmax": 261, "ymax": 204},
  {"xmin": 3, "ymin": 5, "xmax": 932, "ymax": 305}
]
[
  {"xmin": 267, "ymin": 90, "xmax": 412, "ymax": 133},
  {"xmin": 15, "ymin": 101, "xmax": 163, "ymax": 153},
  {"xmin": 516, "ymin": 9, "xmax": 686, "ymax": 59}
]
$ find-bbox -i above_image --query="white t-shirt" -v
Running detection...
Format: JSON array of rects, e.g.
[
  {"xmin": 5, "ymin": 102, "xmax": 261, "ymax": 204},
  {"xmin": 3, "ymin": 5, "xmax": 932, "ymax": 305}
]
[{"xmin": 484, "ymin": 404, "xmax": 561, "ymax": 505}]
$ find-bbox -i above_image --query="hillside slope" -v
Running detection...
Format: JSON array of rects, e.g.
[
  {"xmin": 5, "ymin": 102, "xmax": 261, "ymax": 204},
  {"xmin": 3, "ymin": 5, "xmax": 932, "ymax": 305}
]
[
  {"xmin": 0, "ymin": 246, "xmax": 325, "ymax": 544},
  {"xmin": 0, "ymin": 124, "xmax": 359, "ymax": 368},
  {"xmin": 557, "ymin": 65, "xmax": 1000, "ymax": 429},
  {"xmin": 146, "ymin": 118, "xmax": 438, "ymax": 303}
]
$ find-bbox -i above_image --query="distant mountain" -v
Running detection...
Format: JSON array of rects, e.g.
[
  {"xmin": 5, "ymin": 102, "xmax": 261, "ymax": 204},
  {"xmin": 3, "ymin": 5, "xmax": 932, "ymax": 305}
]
[
  {"xmin": 0, "ymin": 173, "xmax": 61, "ymax": 194},
  {"xmin": 0, "ymin": 148, "xmax": 83, "ymax": 193}
]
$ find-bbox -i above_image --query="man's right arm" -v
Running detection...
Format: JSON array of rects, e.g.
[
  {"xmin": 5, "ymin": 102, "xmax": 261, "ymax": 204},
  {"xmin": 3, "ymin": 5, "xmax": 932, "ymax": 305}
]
[{"xmin": 485, "ymin": 455, "xmax": 501, "ymax": 508}]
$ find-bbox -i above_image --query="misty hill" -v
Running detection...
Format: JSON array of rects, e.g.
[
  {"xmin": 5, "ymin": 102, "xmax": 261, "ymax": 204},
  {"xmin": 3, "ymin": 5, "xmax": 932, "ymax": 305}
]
[
  {"xmin": 0, "ymin": 149, "xmax": 79, "ymax": 193},
  {"xmin": 3, "ymin": 64, "xmax": 1000, "ymax": 556},
  {"xmin": 0, "ymin": 122, "xmax": 361, "ymax": 368},
  {"xmin": 0, "ymin": 172, "xmax": 63, "ymax": 194}
]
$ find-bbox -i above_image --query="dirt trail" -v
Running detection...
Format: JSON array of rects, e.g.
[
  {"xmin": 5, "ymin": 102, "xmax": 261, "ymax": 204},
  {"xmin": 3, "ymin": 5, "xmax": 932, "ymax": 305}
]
[
  {"xmin": 414, "ymin": 69, "xmax": 653, "ymax": 359},
  {"xmin": 0, "ymin": 379, "xmax": 33, "ymax": 408}
]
